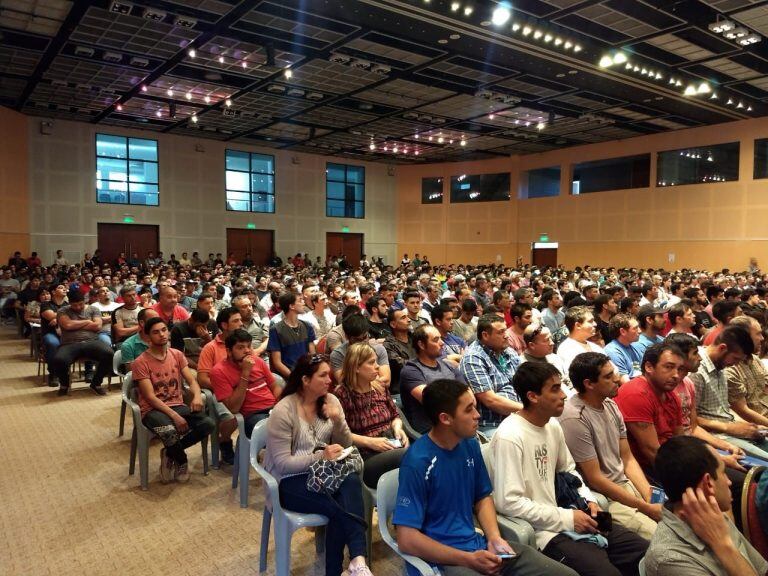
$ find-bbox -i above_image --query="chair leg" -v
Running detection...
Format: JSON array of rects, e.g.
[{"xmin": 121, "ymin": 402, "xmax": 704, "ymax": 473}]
[
  {"xmin": 201, "ymin": 435, "xmax": 209, "ymax": 476},
  {"xmin": 259, "ymin": 507, "xmax": 272, "ymax": 573},
  {"xmin": 275, "ymin": 518, "xmax": 294, "ymax": 576},
  {"xmin": 238, "ymin": 436, "xmax": 250, "ymax": 508},
  {"xmin": 129, "ymin": 428, "xmax": 137, "ymax": 475},
  {"xmin": 315, "ymin": 526, "xmax": 326, "ymax": 554},
  {"xmin": 118, "ymin": 399, "xmax": 127, "ymax": 437},
  {"xmin": 232, "ymin": 436, "xmax": 240, "ymax": 489},
  {"xmin": 138, "ymin": 429, "xmax": 150, "ymax": 490},
  {"xmin": 363, "ymin": 488, "xmax": 374, "ymax": 562}
]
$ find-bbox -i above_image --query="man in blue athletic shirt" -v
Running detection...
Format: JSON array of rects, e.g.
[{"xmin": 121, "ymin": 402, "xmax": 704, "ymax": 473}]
[{"xmin": 393, "ymin": 378, "xmax": 577, "ymax": 576}]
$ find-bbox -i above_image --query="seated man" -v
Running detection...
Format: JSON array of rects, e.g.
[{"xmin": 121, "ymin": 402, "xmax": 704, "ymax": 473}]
[
  {"xmin": 151, "ymin": 286, "xmax": 190, "ymax": 328},
  {"xmin": 519, "ymin": 323, "xmax": 573, "ymax": 396},
  {"xmin": 400, "ymin": 325, "xmax": 464, "ymax": 434},
  {"xmin": 267, "ymin": 292, "xmax": 316, "ymax": 380},
  {"xmin": 561, "ymin": 352, "xmax": 659, "ymax": 540},
  {"xmin": 556, "ymin": 305, "xmax": 604, "ymax": 373},
  {"xmin": 403, "ymin": 288, "xmax": 431, "ymax": 333},
  {"xmin": 120, "ymin": 308, "xmax": 159, "ymax": 370},
  {"xmin": 452, "ymin": 298, "xmax": 478, "ymax": 345},
  {"xmin": 603, "ymin": 313, "xmax": 643, "ymax": 383},
  {"xmin": 460, "ymin": 314, "xmax": 522, "ymax": 435},
  {"xmin": 170, "ymin": 308, "xmax": 216, "ymax": 370},
  {"xmin": 505, "ymin": 303, "xmax": 533, "ymax": 356},
  {"xmin": 725, "ymin": 315, "xmax": 768, "ymax": 429},
  {"xmin": 52, "ymin": 290, "xmax": 114, "ymax": 396},
  {"xmin": 383, "ymin": 307, "xmax": 417, "ymax": 395},
  {"xmin": 329, "ymin": 313, "xmax": 390, "ymax": 386},
  {"xmin": 365, "ymin": 294, "xmax": 390, "ymax": 340},
  {"xmin": 645, "ymin": 436, "xmax": 767, "ymax": 576},
  {"xmin": 132, "ymin": 317, "xmax": 215, "ymax": 483},
  {"xmin": 490, "ymin": 362, "xmax": 649, "ymax": 575},
  {"xmin": 430, "ymin": 303, "xmax": 466, "ymax": 363},
  {"xmin": 632, "ymin": 305, "xmax": 665, "ymax": 360},
  {"xmin": 210, "ymin": 329, "xmax": 279, "ymax": 443},
  {"xmin": 113, "ymin": 283, "xmax": 140, "ymax": 344},
  {"xmin": 394, "ymin": 378, "xmax": 578, "ymax": 576}
]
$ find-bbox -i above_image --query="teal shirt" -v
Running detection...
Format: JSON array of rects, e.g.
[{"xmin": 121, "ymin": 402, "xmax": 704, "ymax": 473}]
[{"xmin": 120, "ymin": 333, "xmax": 149, "ymax": 363}]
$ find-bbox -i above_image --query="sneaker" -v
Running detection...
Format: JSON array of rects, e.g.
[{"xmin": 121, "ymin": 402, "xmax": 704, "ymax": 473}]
[
  {"xmin": 89, "ymin": 383, "xmax": 107, "ymax": 396},
  {"xmin": 57, "ymin": 385, "xmax": 69, "ymax": 396},
  {"xmin": 219, "ymin": 440, "xmax": 235, "ymax": 466},
  {"xmin": 343, "ymin": 565, "xmax": 374, "ymax": 576},
  {"xmin": 175, "ymin": 460, "xmax": 190, "ymax": 483},
  {"xmin": 159, "ymin": 448, "xmax": 175, "ymax": 484},
  {"xmin": 48, "ymin": 374, "xmax": 59, "ymax": 388}
]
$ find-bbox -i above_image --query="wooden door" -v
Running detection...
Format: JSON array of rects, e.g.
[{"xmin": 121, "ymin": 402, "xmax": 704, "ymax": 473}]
[
  {"xmin": 532, "ymin": 247, "xmax": 558, "ymax": 268},
  {"xmin": 326, "ymin": 232, "xmax": 363, "ymax": 268},
  {"xmin": 97, "ymin": 223, "xmax": 159, "ymax": 266},
  {"xmin": 226, "ymin": 228, "xmax": 274, "ymax": 266}
]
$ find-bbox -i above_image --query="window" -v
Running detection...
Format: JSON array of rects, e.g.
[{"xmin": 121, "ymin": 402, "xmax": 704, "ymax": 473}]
[
  {"xmin": 421, "ymin": 177, "xmax": 444, "ymax": 204},
  {"xmin": 326, "ymin": 163, "xmax": 365, "ymax": 218},
  {"xmin": 521, "ymin": 166, "xmax": 561, "ymax": 199},
  {"xmin": 96, "ymin": 134, "xmax": 159, "ymax": 205},
  {"xmin": 225, "ymin": 150, "xmax": 275, "ymax": 213},
  {"xmin": 658, "ymin": 143, "xmax": 739, "ymax": 186},
  {"xmin": 571, "ymin": 154, "xmax": 650, "ymax": 195},
  {"xmin": 755, "ymin": 140, "xmax": 768, "ymax": 179},
  {"xmin": 450, "ymin": 172, "xmax": 510, "ymax": 203}
]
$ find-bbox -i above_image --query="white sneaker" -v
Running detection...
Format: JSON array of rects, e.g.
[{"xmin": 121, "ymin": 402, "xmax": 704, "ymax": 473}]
[
  {"xmin": 159, "ymin": 448, "xmax": 175, "ymax": 484},
  {"xmin": 344, "ymin": 564, "xmax": 373, "ymax": 576}
]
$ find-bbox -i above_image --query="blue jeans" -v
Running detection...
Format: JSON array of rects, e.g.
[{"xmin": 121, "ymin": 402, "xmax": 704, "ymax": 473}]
[
  {"xmin": 278, "ymin": 472, "xmax": 367, "ymax": 576},
  {"xmin": 42, "ymin": 332, "xmax": 61, "ymax": 373}
]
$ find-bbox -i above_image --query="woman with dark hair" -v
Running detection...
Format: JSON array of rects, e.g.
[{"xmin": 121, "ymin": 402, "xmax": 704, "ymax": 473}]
[{"xmin": 264, "ymin": 354, "xmax": 371, "ymax": 576}]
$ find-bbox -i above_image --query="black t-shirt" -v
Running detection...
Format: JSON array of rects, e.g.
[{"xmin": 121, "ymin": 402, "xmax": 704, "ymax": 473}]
[
  {"xmin": 18, "ymin": 287, "xmax": 40, "ymax": 305},
  {"xmin": 39, "ymin": 301, "xmax": 62, "ymax": 335},
  {"xmin": 596, "ymin": 317, "xmax": 611, "ymax": 344},
  {"xmin": 368, "ymin": 319, "xmax": 391, "ymax": 340},
  {"xmin": 694, "ymin": 310, "xmax": 715, "ymax": 336}
]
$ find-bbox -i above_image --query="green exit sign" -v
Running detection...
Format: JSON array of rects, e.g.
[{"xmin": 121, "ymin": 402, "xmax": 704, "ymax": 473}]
[
  {"xmin": 246, "ymin": 223, "xmax": 256, "ymax": 229},
  {"xmin": 539, "ymin": 233, "xmax": 549, "ymax": 242},
  {"xmin": 342, "ymin": 226, "xmax": 350, "ymax": 233},
  {"xmin": 123, "ymin": 216, "xmax": 135, "ymax": 224}
]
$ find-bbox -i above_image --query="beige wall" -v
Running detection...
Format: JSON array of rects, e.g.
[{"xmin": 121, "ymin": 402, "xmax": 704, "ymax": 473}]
[
  {"xmin": 27, "ymin": 117, "xmax": 397, "ymax": 265},
  {"xmin": 0, "ymin": 106, "xmax": 30, "ymax": 259},
  {"xmin": 397, "ymin": 116, "xmax": 768, "ymax": 270}
]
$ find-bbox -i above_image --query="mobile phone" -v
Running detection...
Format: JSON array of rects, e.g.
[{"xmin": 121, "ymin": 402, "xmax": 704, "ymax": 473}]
[
  {"xmin": 497, "ymin": 553, "xmax": 517, "ymax": 559},
  {"xmin": 650, "ymin": 487, "xmax": 666, "ymax": 504},
  {"xmin": 594, "ymin": 511, "xmax": 612, "ymax": 532},
  {"xmin": 387, "ymin": 438, "xmax": 402, "ymax": 448}
]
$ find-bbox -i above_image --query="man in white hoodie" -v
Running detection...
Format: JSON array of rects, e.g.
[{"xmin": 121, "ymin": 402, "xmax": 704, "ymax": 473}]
[{"xmin": 489, "ymin": 361, "xmax": 648, "ymax": 576}]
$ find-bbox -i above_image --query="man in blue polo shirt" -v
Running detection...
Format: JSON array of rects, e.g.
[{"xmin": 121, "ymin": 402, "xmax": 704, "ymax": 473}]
[
  {"xmin": 604, "ymin": 313, "xmax": 643, "ymax": 383},
  {"xmin": 394, "ymin": 378, "xmax": 577, "ymax": 576},
  {"xmin": 267, "ymin": 292, "xmax": 316, "ymax": 379}
]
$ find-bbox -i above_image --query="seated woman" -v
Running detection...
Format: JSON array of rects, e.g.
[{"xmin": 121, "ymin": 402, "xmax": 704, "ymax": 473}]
[
  {"xmin": 335, "ymin": 342, "xmax": 409, "ymax": 488},
  {"xmin": 24, "ymin": 287, "xmax": 48, "ymax": 325},
  {"xmin": 264, "ymin": 354, "xmax": 372, "ymax": 576}
]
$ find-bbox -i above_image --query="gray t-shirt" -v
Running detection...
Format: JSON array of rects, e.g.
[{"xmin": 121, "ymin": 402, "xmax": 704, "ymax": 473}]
[
  {"xmin": 330, "ymin": 341, "xmax": 388, "ymax": 372},
  {"xmin": 559, "ymin": 394, "xmax": 628, "ymax": 484},
  {"xmin": 58, "ymin": 304, "xmax": 100, "ymax": 345},
  {"xmin": 114, "ymin": 305, "xmax": 139, "ymax": 334}
]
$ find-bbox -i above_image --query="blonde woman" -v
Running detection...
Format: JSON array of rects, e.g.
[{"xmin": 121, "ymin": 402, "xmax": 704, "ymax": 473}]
[{"xmin": 334, "ymin": 342, "xmax": 408, "ymax": 488}]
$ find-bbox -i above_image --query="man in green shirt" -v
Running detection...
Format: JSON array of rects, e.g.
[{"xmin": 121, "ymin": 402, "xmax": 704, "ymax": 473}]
[{"xmin": 120, "ymin": 308, "xmax": 159, "ymax": 370}]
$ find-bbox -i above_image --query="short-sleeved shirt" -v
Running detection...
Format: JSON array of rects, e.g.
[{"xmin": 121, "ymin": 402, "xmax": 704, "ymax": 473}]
[
  {"xmin": 267, "ymin": 320, "xmax": 315, "ymax": 371},
  {"xmin": 330, "ymin": 341, "xmax": 388, "ymax": 373},
  {"xmin": 605, "ymin": 340, "xmax": 643, "ymax": 378},
  {"xmin": 58, "ymin": 304, "xmax": 100, "ymax": 344},
  {"xmin": 40, "ymin": 301, "xmax": 63, "ymax": 336},
  {"xmin": 394, "ymin": 435, "xmax": 490, "ymax": 576},
  {"xmin": 559, "ymin": 395, "xmax": 628, "ymax": 484},
  {"xmin": 114, "ymin": 305, "xmax": 139, "ymax": 339},
  {"xmin": 690, "ymin": 347, "xmax": 734, "ymax": 423},
  {"xmin": 400, "ymin": 358, "xmax": 463, "ymax": 434},
  {"xmin": 632, "ymin": 333, "xmax": 663, "ymax": 360},
  {"xmin": 615, "ymin": 375, "xmax": 682, "ymax": 467},
  {"xmin": 332, "ymin": 384, "xmax": 397, "ymax": 438},
  {"xmin": 452, "ymin": 318, "xmax": 476, "ymax": 345},
  {"xmin": 92, "ymin": 301, "xmax": 120, "ymax": 334},
  {"xmin": 132, "ymin": 348, "xmax": 187, "ymax": 417},
  {"xmin": 674, "ymin": 377, "xmax": 696, "ymax": 434},
  {"xmin": 119, "ymin": 333, "xmax": 149, "ymax": 363},
  {"xmin": 726, "ymin": 355, "xmax": 768, "ymax": 417},
  {"xmin": 441, "ymin": 332, "xmax": 466, "ymax": 357},
  {"xmin": 459, "ymin": 340, "xmax": 521, "ymax": 428},
  {"xmin": 209, "ymin": 357, "xmax": 276, "ymax": 417},
  {"xmin": 151, "ymin": 302, "xmax": 190, "ymax": 328},
  {"xmin": 197, "ymin": 335, "xmax": 228, "ymax": 376},
  {"xmin": 557, "ymin": 338, "xmax": 604, "ymax": 372}
]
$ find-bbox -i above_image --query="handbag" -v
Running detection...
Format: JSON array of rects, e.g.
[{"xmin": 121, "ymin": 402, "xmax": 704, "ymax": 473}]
[{"xmin": 306, "ymin": 447, "xmax": 364, "ymax": 494}]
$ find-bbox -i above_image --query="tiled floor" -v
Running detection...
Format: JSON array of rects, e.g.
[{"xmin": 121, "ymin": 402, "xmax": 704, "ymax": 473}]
[{"xmin": 0, "ymin": 327, "xmax": 401, "ymax": 576}]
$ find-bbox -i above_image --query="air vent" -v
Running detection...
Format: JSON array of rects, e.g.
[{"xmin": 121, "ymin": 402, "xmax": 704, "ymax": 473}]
[
  {"xmin": 143, "ymin": 8, "xmax": 167, "ymax": 21},
  {"xmin": 267, "ymin": 85, "xmax": 286, "ymax": 93},
  {"xmin": 306, "ymin": 92, "xmax": 324, "ymax": 100},
  {"xmin": 74, "ymin": 46, "xmax": 94, "ymax": 57},
  {"xmin": 130, "ymin": 56, "xmax": 149, "ymax": 68},
  {"xmin": 103, "ymin": 52, "xmax": 122, "ymax": 63},
  {"xmin": 174, "ymin": 16, "xmax": 197, "ymax": 28},
  {"xmin": 109, "ymin": 1, "xmax": 133, "ymax": 15}
]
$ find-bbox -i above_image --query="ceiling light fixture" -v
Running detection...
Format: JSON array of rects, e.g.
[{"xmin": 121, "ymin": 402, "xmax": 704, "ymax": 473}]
[
  {"xmin": 225, "ymin": 98, "xmax": 232, "ymax": 107},
  {"xmin": 219, "ymin": 55, "xmax": 225, "ymax": 64},
  {"xmin": 450, "ymin": 2, "xmax": 460, "ymax": 12},
  {"xmin": 463, "ymin": 6, "xmax": 473, "ymax": 16},
  {"xmin": 523, "ymin": 26, "xmax": 532, "ymax": 36},
  {"xmin": 166, "ymin": 88, "xmax": 173, "ymax": 97},
  {"xmin": 155, "ymin": 110, "xmax": 162, "ymax": 117},
  {"xmin": 188, "ymin": 48, "xmax": 196, "ymax": 58},
  {"xmin": 533, "ymin": 30, "xmax": 543, "ymax": 39},
  {"xmin": 599, "ymin": 55, "xmax": 613, "ymax": 68},
  {"xmin": 492, "ymin": 5, "xmax": 511, "ymax": 26},
  {"xmin": 241, "ymin": 61, "xmax": 247, "ymax": 68},
  {"xmin": 284, "ymin": 68, "xmax": 292, "ymax": 79},
  {"xmin": 204, "ymin": 95, "xmax": 211, "ymax": 104},
  {"xmin": 116, "ymin": 103, "xmax": 123, "ymax": 111},
  {"xmin": 191, "ymin": 114, "xmax": 198, "ymax": 123},
  {"xmin": 613, "ymin": 52, "xmax": 627, "ymax": 65},
  {"xmin": 574, "ymin": 45, "xmax": 582, "ymax": 52},
  {"xmin": 141, "ymin": 85, "xmax": 148, "ymax": 92},
  {"xmin": 536, "ymin": 121, "xmax": 545, "ymax": 130},
  {"xmin": 684, "ymin": 84, "xmax": 697, "ymax": 96},
  {"xmin": 185, "ymin": 92, "xmax": 192, "ymax": 100},
  {"xmin": 369, "ymin": 142, "xmax": 375, "ymax": 150},
  {"xmin": 708, "ymin": 19, "xmax": 735, "ymax": 34},
  {"xmin": 697, "ymin": 82, "xmax": 711, "ymax": 94},
  {"xmin": 512, "ymin": 23, "xmax": 521, "ymax": 32}
]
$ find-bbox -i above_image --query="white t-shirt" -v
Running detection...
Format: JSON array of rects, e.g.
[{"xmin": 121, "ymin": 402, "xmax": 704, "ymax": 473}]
[
  {"xmin": 557, "ymin": 337, "xmax": 604, "ymax": 372},
  {"xmin": 489, "ymin": 414, "xmax": 595, "ymax": 550},
  {"xmin": 92, "ymin": 300, "xmax": 121, "ymax": 333}
]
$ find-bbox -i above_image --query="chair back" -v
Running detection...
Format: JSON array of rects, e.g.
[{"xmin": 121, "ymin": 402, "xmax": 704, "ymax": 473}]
[
  {"xmin": 316, "ymin": 336, "xmax": 327, "ymax": 355},
  {"xmin": 742, "ymin": 466, "xmax": 768, "ymax": 559},
  {"xmin": 122, "ymin": 372, "xmax": 136, "ymax": 404},
  {"xmin": 376, "ymin": 469, "xmax": 401, "ymax": 549},
  {"xmin": 113, "ymin": 348, "xmax": 124, "ymax": 376},
  {"xmin": 249, "ymin": 418, "xmax": 283, "ymax": 516}
]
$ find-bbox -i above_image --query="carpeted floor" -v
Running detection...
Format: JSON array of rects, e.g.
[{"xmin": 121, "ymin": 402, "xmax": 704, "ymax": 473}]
[{"xmin": 0, "ymin": 326, "xmax": 400, "ymax": 576}]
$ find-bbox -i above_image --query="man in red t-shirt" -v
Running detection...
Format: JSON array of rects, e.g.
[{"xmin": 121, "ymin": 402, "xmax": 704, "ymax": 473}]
[
  {"xmin": 210, "ymin": 328, "xmax": 279, "ymax": 464},
  {"xmin": 152, "ymin": 285, "xmax": 190, "ymax": 328},
  {"xmin": 133, "ymin": 317, "xmax": 215, "ymax": 484},
  {"xmin": 615, "ymin": 342, "xmax": 685, "ymax": 473}
]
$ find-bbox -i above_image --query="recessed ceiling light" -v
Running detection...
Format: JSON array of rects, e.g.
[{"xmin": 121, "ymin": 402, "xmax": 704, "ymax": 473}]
[
  {"xmin": 613, "ymin": 52, "xmax": 627, "ymax": 65},
  {"xmin": 563, "ymin": 40, "xmax": 571, "ymax": 48},
  {"xmin": 523, "ymin": 26, "xmax": 532, "ymax": 36},
  {"xmin": 512, "ymin": 23, "xmax": 521, "ymax": 32},
  {"xmin": 191, "ymin": 114, "xmax": 198, "ymax": 123},
  {"xmin": 219, "ymin": 55, "xmax": 225, "ymax": 64},
  {"xmin": 554, "ymin": 37, "xmax": 562, "ymax": 45},
  {"xmin": 544, "ymin": 34, "xmax": 553, "ymax": 42},
  {"xmin": 697, "ymin": 82, "xmax": 711, "ymax": 94},
  {"xmin": 166, "ymin": 88, "xmax": 173, "ymax": 96},
  {"xmin": 225, "ymin": 99, "xmax": 232, "ymax": 107},
  {"xmin": 188, "ymin": 48, "xmax": 196, "ymax": 58},
  {"xmin": 463, "ymin": 6, "xmax": 473, "ymax": 16},
  {"xmin": 155, "ymin": 110, "xmax": 162, "ymax": 117},
  {"xmin": 537, "ymin": 122, "xmax": 546, "ymax": 130},
  {"xmin": 574, "ymin": 45, "xmax": 582, "ymax": 52},
  {"xmin": 241, "ymin": 61, "xmax": 247, "ymax": 68},
  {"xmin": 141, "ymin": 85, "xmax": 148, "ymax": 92},
  {"xmin": 684, "ymin": 84, "xmax": 697, "ymax": 96},
  {"xmin": 491, "ymin": 5, "xmax": 511, "ymax": 26},
  {"xmin": 185, "ymin": 92, "xmax": 192, "ymax": 100},
  {"xmin": 533, "ymin": 30, "xmax": 543, "ymax": 39},
  {"xmin": 204, "ymin": 95, "xmax": 211, "ymax": 103},
  {"xmin": 116, "ymin": 104, "xmax": 123, "ymax": 111},
  {"xmin": 450, "ymin": 2, "xmax": 460, "ymax": 11},
  {"xmin": 449, "ymin": 34, "xmax": 461, "ymax": 39},
  {"xmin": 438, "ymin": 39, "xmax": 448, "ymax": 44},
  {"xmin": 369, "ymin": 142, "xmax": 375, "ymax": 150},
  {"xmin": 599, "ymin": 56, "xmax": 613, "ymax": 67},
  {"xmin": 284, "ymin": 68, "xmax": 292, "ymax": 79}
]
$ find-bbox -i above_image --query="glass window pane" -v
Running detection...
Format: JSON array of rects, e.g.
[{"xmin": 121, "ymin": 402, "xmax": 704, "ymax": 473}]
[
  {"xmin": 353, "ymin": 201, "xmax": 364, "ymax": 218},
  {"xmin": 128, "ymin": 138, "xmax": 157, "ymax": 161},
  {"xmin": 252, "ymin": 154, "xmax": 275, "ymax": 174},
  {"xmin": 130, "ymin": 192, "xmax": 159, "ymax": 206},
  {"xmin": 96, "ymin": 157, "xmax": 128, "ymax": 182},
  {"xmin": 522, "ymin": 167, "xmax": 561, "ymax": 199},
  {"xmin": 226, "ymin": 150, "xmax": 250, "ymax": 172},
  {"xmin": 96, "ymin": 134, "xmax": 126, "ymax": 158},
  {"xmin": 251, "ymin": 174, "xmax": 274, "ymax": 194},
  {"xmin": 572, "ymin": 155, "xmax": 650, "ymax": 194},
  {"xmin": 756, "ymin": 139, "xmax": 768, "ymax": 179},
  {"xmin": 227, "ymin": 199, "xmax": 250, "ymax": 211},
  {"xmin": 226, "ymin": 170, "xmax": 250, "ymax": 192},
  {"xmin": 97, "ymin": 190, "xmax": 128, "ymax": 203},
  {"xmin": 351, "ymin": 183, "xmax": 364, "ymax": 201},
  {"xmin": 422, "ymin": 177, "xmax": 443, "ymax": 204},
  {"xmin": 658, "ymin": 143, "xmax": 739, "ymax": 186},
  {"xmin": 347, "ymin": 166, "xmax": 365, "ymax": 184},
  {"xmin": 327, "ymin": 199, "xmax": 346, "ymax": 217},
  {"xmin": 98, "ymin": 179, "xmax": 127, "ymax": 192},
  {"xmin": 128, "ymin": 160, "xmax": 158, "ymax": 183},
  {"xmin": 129, "ymin": 183, "xmax": 159, "ymax": 194},
  {"xmin": 450, "ymin": 173, "xmax": 511, "ymax": 203},
  {"xmin": 327, "ymin": 182, "xmax": 346, "ymax": 200},
  {"xmin": 252, "ymin": 193, "xmax": 275, "ymax": 213},
  {"xmin": 326, "ymin": 163, "xmax": 346, "ymax": 181}
]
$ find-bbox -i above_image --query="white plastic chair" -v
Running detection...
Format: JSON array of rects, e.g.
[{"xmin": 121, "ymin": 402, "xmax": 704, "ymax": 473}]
[
  {"xmin": 376, "ymin": 469, "xmax": 440, "ymax": 575},
  {"xmin": 114, "ymin": 349, "xmax": 129, "ymax": 436},
  {"xmin": 231, "ymin": 412, "xmax": 251, "ymax": 508},
  {"xmin": 249, "ymin": 418, "xmax": 328, "ymax": 576},
  {"xmin": 123, "ymin": 373, "xmax": 210, "ymax": 490}
]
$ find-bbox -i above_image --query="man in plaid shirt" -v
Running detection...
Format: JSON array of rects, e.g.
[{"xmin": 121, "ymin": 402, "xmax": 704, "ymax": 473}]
[{"xmin": 460, "ymin": 314, "xmax": 522, "ymax": 434}]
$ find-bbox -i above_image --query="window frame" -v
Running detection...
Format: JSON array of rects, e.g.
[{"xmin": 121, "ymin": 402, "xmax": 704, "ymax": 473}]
[
  {"xmin": 571, "ymin": 153, "xmax": 651, "ymax": 195},
  {"xmin": 95, "ymin": 133, "xmax": 159, "ymax": 206},
  {"xmin": 325, "ymin": 162, "xmax": 365, "ymax": 219},
  {"xmin": 449, "ymin": 172, "xmax": 511, "ymax": 203},
  {"xmin": 421, "ymin": 176, "xmax": 444, "ymax": 204},
  {"xmin": 224, "ymin": 149, "xmax": 276, "ymax": 213}
]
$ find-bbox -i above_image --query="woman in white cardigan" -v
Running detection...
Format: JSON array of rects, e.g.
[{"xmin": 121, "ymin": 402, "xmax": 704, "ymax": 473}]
[{"xmin": 264, "ymin": 353, "xmax": 372, "ymax": 576}]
